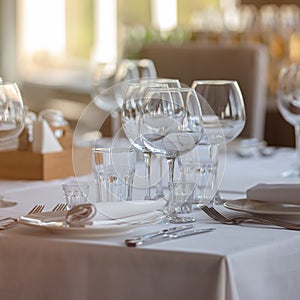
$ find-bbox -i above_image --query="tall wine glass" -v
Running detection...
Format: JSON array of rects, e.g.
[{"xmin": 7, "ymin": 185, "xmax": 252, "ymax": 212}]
[
  {"xmin": 139, "ymin": 78, "xmax": 181, "ymax": 199},
  {"xmin": 139, "ymin": 87, "xmax": 203, "ymax": 223},
  {"xmin": 93, "ymin": 59, "xmax": 157, "ymax": 136},
  {"xmin": 0, "ymin": 81, "xmax": 25, "ymax": 142},
  {"xmin": 277, "ymin": 64, "xmax": 300, "ymax": 177},
  {"xmin": 192, "ymin": 80, "xmax": 246, "ymax": 204},
  {"xmin": 121, "ymin": 81, "xmax": 168, "ymax": 200}
]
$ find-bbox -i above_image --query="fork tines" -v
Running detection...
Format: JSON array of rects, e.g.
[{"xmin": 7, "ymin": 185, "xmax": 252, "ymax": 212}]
[
  {"xmin": 52, "ymin": 203, "xmax": 67, "ymax": 212},
  {"xmin": 28, "ymin": 205, "xmax": 45, "ymax": 215}
]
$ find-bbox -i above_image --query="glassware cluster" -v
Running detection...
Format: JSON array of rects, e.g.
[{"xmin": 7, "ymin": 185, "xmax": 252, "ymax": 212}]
[{"xmin": 89, "ymin": 60, "xmax": 246, "ymax": 224}]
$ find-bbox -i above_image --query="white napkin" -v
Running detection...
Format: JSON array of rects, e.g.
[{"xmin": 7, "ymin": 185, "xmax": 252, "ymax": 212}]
[
  {"xmin": 66, "ymin": 199, "xmax": 166, "ymax": 227},
  {"xmin": 246, "ymin": 184, "xmax": 300, "ymax": 205}
]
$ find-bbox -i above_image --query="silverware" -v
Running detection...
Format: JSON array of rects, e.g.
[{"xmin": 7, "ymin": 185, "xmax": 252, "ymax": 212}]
[
  {"xmin": 0, "ymin": 204, "xmax": 45, "ymax": 230},
  {"xmin": 125, "ymin": 226, "xmax": 215, "ymax": 247},
  {"xmin": 20, "ymin": 203, "xmax": 68, "ymax": 224},
  {"xmin": 202, "ymin": 205, "xmax": 300, "ymax": 231},
  {"xmin": 51, "ymin": 203, "xmax": 67, "ymax": 212},
  {"xmin": 125, "ymin": 224, "xmax": 196, "ymax": 246}
]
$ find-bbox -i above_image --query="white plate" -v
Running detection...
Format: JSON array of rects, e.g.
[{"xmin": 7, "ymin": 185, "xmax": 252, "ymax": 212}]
[
  {"xmin": 19, "ymin": 212, "xmax": 164, "ymax": 237},
  {"xmin": 223, "ymin": 199, "xmax": 300, "ymax": 216}
]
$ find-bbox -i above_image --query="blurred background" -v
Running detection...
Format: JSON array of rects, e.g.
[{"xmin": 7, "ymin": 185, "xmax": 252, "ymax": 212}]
[{"xmin": 0, "ymin": 0, "xmax": 299, "ymax": 145}]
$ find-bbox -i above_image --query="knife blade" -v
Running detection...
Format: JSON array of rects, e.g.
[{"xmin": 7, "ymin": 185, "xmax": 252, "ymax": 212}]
[
  {"xmin": 125, "ymin": 224, "xmax": 196, "ymax": 247},
  {"xmin": 125, "ymin": 227, "xmax": 215, "ymax": 247}
]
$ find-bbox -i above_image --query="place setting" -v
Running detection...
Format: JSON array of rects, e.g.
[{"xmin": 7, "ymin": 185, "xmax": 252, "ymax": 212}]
[{"xmin": 15, "ymin": 79, "xmax": 225, "ymax": 239}]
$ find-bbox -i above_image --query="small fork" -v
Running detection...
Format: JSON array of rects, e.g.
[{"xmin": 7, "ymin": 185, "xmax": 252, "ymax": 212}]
[
  {"xmin": 202, "ymin": 205, "xmax": 300, "ymax": 231},
  {"xmin": 0, "ymin": 204, "xmax": 45, "ymax": 230}
]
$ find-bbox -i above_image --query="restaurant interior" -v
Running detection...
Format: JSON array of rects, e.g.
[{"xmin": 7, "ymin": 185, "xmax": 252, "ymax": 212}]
[
  {"xmin": 1, "ymin": 0, "xmax": 300, "ymax": 299},
  {"xmin": 1, "ymin": 0, "xmax": 299, "ymax": 145}
]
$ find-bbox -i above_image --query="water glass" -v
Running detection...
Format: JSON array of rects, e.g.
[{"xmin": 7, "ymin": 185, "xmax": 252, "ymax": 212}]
[
  {"xmin": 62, "ymin": 182, "xmax": 89, "ymax": 209},
  {"xmin": 179, "ymin": 144, "xmax": 219, "ymax": 209},
  {"xmin": 171, "ymin": 181, "xmax": 196, "ymax": 214},
  {"xmin": 92, "ymin": 147, "xmax": 136, "ymax": 202}
]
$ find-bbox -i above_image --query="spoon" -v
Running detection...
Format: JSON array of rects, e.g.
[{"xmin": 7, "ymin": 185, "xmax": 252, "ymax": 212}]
[{"xmin": 0, "ymin": 195, "xmax": 17, "ymax": 208}]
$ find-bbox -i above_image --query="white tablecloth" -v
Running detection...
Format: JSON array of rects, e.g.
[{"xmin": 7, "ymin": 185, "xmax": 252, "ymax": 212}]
[{"xmin": 0, "ymin": 147, "xmax": 300, "ymax": 300}]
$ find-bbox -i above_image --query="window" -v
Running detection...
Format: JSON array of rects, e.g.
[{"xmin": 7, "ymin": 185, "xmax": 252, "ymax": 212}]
[{"xmin": 15, "ymin": 0, "xmax": 218, "ymax": 81}]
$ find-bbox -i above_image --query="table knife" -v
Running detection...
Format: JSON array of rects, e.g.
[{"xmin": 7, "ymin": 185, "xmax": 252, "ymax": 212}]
[
  {"xmin": 125, "ymin": 227, "xmax": 215, "ymax": 247},
  {"xmin": 125, "ymin": 224, "xmax": 196, "ymax": 246}
]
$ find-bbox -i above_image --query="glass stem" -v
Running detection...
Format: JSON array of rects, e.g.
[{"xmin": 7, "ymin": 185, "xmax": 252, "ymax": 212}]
[
  {"xmin": 167, "ymin": 157, "xmax": 175, "ymax": 214},
  {"xmin": 143, "ymin": 152, "xmax": 152, "ymax": 200},
  {"xmin": 295, "ymin": 125, "xmax": 300, "ymax": 176},
  {"xmin": 155, "ymin": 155, "xmax": 164, "ymax": 197},
  {"xmin": 111, "ymin": 110, "xmax": 120, "ymax": 136}
]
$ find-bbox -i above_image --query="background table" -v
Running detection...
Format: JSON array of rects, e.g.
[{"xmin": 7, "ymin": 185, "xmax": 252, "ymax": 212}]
[{"xmin": 0, "ymin": 147, "xmax": 300, "ymax": 300}]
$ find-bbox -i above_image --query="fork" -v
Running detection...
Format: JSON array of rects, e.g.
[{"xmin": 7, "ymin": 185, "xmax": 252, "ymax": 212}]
[
  {"xmin": 202, "ymin": 205, "xmax": 300, "ymax": 231},
  {"xmin": 51, "ymin": 203, "xmax": 67, "ymax": 212},
  {"xmin": 0, "ymin": 204, "xmax": 45, "ymax": 230}
]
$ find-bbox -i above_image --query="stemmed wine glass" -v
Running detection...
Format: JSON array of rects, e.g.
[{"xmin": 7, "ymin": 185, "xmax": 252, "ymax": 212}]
[
  {"xmin": 121, "ymin": 81, "xmax": 169, "ymax": 200},
  {"xmin": 139, "ymin": 87, "xmax": 203, "ymax": 223},
  {"xmin": 277, "ymin": 64, "xmax": 300, "ymax": 177},
  {"xmin": 93, "ymin": 59, "xmax": 157, "ymax": 136},
  {"xmin": 192, "ymin": 80, "xmax": 245, "ymax": 144},
  {"xmin": 139, "ymin": 78, "xmax": 181, "ymax": 199},
  {"xmin": 191, "ymin": 80, "xmax": 246, "ymax": 204},
  {"xmin": 0, "ymin": 81, "xmax": 25, "ymax": 143}
]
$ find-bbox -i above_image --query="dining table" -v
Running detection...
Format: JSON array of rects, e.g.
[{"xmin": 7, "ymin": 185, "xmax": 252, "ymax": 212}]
[{"xmin": 0, "ymin": 145, "xmax": 300, "ymax": 300}]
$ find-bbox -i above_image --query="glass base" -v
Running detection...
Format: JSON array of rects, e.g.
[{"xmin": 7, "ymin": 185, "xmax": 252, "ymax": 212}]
[{"xmin": 282, "ymin": 166, "xmax": 300, "ymax": 178}]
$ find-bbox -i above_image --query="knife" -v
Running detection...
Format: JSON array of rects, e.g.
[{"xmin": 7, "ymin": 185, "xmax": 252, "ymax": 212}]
[
  {"xmin": 125, "ymin": 224, "xmax": 196, "ymax": 246},
  {"xmin": 125, "ymin": 227, "xmax": 215, "ymax": 247}
]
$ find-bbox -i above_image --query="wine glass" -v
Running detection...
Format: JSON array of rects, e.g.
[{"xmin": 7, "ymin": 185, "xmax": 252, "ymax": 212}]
[
  {"xmin": 192, "ymin": 80, "xmax": 246, "ymax": 144},
  {"xmin": 139, "ymin": 87, "xmax": 203, "ymax": 223},
  {"xmin": 121, "ymin": 81, "xmax": 168, "ymax": 200},
  {"xmin": 191, "ymin": 80, "xmax": 246, "ymax": 204},
  {"xmin": 93, "ymin": 59, "xmax": 157, "ymax": 136},
  {"xmin": 0, "ymin": 81, "xmax": 25, "ymax": 143},
  {"xmin": 139, "ymin": 78, "xmax": 181, "ymax": 199},
  {"xmin": 277, "ymin": 64, "xmax": 300, "ymax": 177}
]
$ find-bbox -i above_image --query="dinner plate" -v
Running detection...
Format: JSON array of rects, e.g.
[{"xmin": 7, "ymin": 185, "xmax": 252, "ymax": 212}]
[
  {"xmin": 19, "ymin": 211, "xmax": 164, "ymax": 237},
  {"xmin": 223, "ymin": 199, "xmax": 300, "ymax": 216}
]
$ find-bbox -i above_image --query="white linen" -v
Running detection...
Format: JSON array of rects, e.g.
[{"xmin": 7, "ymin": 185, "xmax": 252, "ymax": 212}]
[
  {"xmin": 66, "ymin": 200, "xmax": 166, "ymax": 226},
  {"xmin": 1, "ymin": 147, "xmax": 300, "ymax": 300},
  {"xmin": 246, "ymin": 183, "xmax": 300, "ymax": 205}
]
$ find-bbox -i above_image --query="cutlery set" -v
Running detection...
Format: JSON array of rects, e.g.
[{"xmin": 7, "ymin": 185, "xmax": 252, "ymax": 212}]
[
  {"xmin": 125, "ymin": 224, "xmax": 215, "ymax": 247},
  {"xmin": 0, "ymin": 203, "xmax": 67, "ymax": 230}
]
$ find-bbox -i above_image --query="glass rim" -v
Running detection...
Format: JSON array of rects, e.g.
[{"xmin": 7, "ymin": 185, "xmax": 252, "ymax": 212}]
[
  {"xmin": 145, "ymin": 87, "xmax": 197, "ymax": 93},
  {"xmin": 192, "ymin": 80, "xmax": 238, "ymax": 85},
  {"xmin": 92, "ymin": 147, "xmax": 135, "ymax": 153}
]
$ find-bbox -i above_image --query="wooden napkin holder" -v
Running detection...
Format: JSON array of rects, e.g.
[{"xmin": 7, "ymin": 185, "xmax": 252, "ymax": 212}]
[{"xmin": 0, "ymin": 126, "xmax": 92, "ymax": 180}]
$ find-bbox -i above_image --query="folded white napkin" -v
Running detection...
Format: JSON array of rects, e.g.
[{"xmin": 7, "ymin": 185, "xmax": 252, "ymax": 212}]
[
  {"xmin": 246, "ymin": 184, "xmax": 300, "ymax": 205},
  {"xmin": 66, "ymin": 199, "xmax": 166, "ymax": 227}
]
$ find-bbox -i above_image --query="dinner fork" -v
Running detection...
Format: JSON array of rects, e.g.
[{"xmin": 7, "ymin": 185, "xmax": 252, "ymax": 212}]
[
  {"xmin": 202, "ymin": 205, "xmax": 300, "ymax": 231},
  {"xmin": 52, "ymin": 203, "xmax": 67, "ymax": 212},
  {"xmin": 0, "ymin": 204, "xmax": 45, "ymax": 230}
]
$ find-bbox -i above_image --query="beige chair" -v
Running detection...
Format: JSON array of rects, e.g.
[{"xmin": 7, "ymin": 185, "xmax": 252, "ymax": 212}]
[{"xmin": 138, "ymin": 42, "xmax": 269, "ymax": 140}]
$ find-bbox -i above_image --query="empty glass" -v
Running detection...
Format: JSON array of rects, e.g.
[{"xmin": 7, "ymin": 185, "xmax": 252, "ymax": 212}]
[
  {"xmin": 179, "ymin": 144, "xmax": 219, "ymax": 209},
  {"xmin": 0, "ymin": 81, "xmax": 25, "ymax": 142},
  {"xmin": 62, "ymin": 182, "xmax": 89, "ymax": 209},
  {"xmin": 139, "ymin": 87, "xmax": 203, "ymax": 223},
  {"xmin": 277, "ymin": 64, "xmax": 300, "ymax": 177},
  {"xmin": 92, "ymin": 147, "xmax": 136, "ymax": 202}
]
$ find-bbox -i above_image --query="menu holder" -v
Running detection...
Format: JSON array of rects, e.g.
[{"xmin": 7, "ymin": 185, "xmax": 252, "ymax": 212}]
[{"xmin": 0, "ymin": 125, "xmax": 92, "ymax": 180}]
